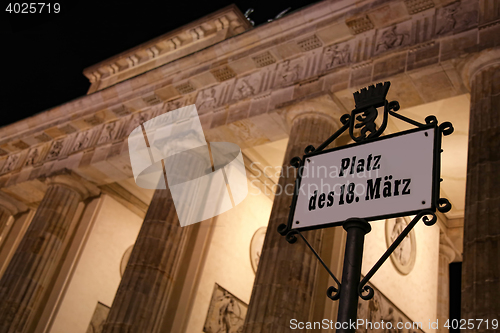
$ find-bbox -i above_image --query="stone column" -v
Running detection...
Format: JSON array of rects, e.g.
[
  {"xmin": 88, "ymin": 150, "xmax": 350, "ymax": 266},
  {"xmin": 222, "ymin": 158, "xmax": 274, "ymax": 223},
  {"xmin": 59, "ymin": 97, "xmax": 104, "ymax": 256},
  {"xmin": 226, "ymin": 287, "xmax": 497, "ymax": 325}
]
[
  {"xmin": 103, "ymin": 149, "xmax": 209, "ymax": 333},
  {"xmin": 243, "ymin": 95, "xmax": 340, "ymax": 332},
  {"xmin": 461, "ymin": 49, "xmax": 500, "ymax": 330},
  {"xmin": 0, "ymin": 170, "xmax": 99, "ymax": 333},
  {"xmin": 0, "ymin": 192, "xmax": 28, "ymax": 239},
  {"xmin": 0, "ymin": 207, "xmax": 10, "ymax": 236},
  {"xmin": 437, "ymin": 233, "xmax": 455, "ymax": 333}
]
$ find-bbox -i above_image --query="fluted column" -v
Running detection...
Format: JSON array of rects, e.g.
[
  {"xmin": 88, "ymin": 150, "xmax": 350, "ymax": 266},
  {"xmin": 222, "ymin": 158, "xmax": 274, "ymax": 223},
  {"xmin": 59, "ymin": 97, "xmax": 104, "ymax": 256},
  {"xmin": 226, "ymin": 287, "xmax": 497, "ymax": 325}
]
[
  {"xmin": 0, "ymin": 170, "xmax": 99, "ymax": 333},
  {"xmin": 462, "ymin": 49, "xmax": 500, "ymax": 330},
  {"xmin": 0, "ymin": 192, "xmax": 28, "ymax": 239},
  {"xmin": 243, "ymin": 96, "xmax": 340, "ymax": 332},
  {"xmin": 437, "ymin": 233, "xmax": 455, "ymax": 333},
  {"xmin": 103, "ymin": 150, "xmax": 209, "ymax": 333}
]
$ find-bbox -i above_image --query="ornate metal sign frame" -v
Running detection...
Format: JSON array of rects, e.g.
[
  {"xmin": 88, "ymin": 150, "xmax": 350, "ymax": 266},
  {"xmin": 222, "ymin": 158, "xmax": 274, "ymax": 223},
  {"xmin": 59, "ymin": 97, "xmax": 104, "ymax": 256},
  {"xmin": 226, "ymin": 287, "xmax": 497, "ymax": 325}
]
[
  {"xmin": 286, "ymin": 124, "xmax": 439, "ymax": 232},
  {"xmin": 276, "ymin": 81, "xmax": 454, "ymax": 316}
]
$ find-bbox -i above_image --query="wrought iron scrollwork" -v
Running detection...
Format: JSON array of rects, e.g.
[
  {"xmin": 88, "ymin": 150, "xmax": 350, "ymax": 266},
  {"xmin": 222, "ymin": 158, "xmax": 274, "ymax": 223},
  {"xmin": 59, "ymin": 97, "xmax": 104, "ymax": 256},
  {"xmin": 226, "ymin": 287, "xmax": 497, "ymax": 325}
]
[
  {"xmin": 359, "ymin": 285, "xmax": 375, "ymax": 300},
  {"xmin": 436, "ymin": 198, "xmax": 452, "ymax": 213},
  {"xmin": 290, "ymin": 156, "xmax": 302, "ymax": 169},
  {"xmin": 439, "ymin": 122, "xmax": 454, "ymax": 136},
  {"xmin": 277, "ymin": 223, "xmax": 342, "ymax": 301},
  {"xmin": 422, "ymin": 211, "xmax": 438, "ymax": 226},
  {"xmin": 285, "ymin": 230, "xmax": 299, "ymax": 244},
  {"xmin": 304, "ymin": 145, "xmax": 315, "ymax": 154},
  {"xmin": 434, "ymin": 119, "xmax": 455, "ymax": 213},
  {"xmin": 327, "ymin": 285, "xmax": 341, "ymax": 301},
  {"xmin": 340, "ymin": 113, "xmax": 350, "ymax": 125},
  {"xmin": 358, "ymin": 210, "xmax": 437, "ymax": 300},
  {"xmin": 425, "ymin": 115, "xmax": 438, "ymax": 125}
]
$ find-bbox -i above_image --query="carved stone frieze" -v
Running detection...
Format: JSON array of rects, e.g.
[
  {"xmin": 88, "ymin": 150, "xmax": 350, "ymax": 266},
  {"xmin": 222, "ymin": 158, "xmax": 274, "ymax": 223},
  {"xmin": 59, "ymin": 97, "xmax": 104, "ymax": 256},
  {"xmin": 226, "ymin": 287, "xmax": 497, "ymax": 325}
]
[
  {"xmin": 71, "ymin": 131, "xmax": 91, "ymax": 153},
  {"xmin": 297, "ymin": 35, "xmax": 323, "ymax": 52},
  {"xmin": 196, "ymin": 87, "xmax": 219, "ymax": 112},
  {"xmin": 321, "ymin": 40, "xmax": 354, "ymax": 72},
  {"xmin": 410, "ymin": 8, "xmax": 436, "ymax": 45},
  {"xmin": 210, "ymin": 66, "xmax": 237, "ymax": 82},
  {"xmin": 274, "ymin": 57, "xmax": 305, "ymax": 87},
  {"xmin": 233, "ymin": 77, "xmax": 256, "ymax": 99},
  {"xmin": 374, "ymin": 21, "xmax": 412, "ymax": 56},
  {"xmin": 46, "ymin": 139, "xmax": 65, "ymax": 161},
  {"xmin": 122, "ymin": 109, "xmax": 156, "ymax": 138},
  {"xmin": 175, "ymin": 81, "xmax": 196, "ymax": 94},
  {"xmin": 231, "ymin": 69, "xmax": 274, "ymax": 101},
  {"xmin": 24, "ymin": 147, "xmax": 40, "ymax": 166},
  {"xmin": 97, "ymin": 122, "xmax": 118, "ymax": 145},
  {"xmin": 196, "ymin": 80, "xmax": 234, "ymax": 113},
  {"xmin": 0, "ymin": 0, "xmax": 492, "ymax": 186},
  {"xmin": 1, "ymin": 153, "xmax": 21, "ymax": 174},
  {"xmin": 346, "ymin": 15, "xmax": 374, "ymax": 35},
  {"xmin": 164, "ymin": 98, "xmax": 185, "ymax": 112},
  {"xmin": 435, "ymin": 0, "xmax": 478, "ymax": 36},
  {"xmin": 252, "ymin": 51, "xmax": 276, "ymax": 68},
  {"xmin": 403, "ymin": 0, "xmax": 435, "ymax": 15}
]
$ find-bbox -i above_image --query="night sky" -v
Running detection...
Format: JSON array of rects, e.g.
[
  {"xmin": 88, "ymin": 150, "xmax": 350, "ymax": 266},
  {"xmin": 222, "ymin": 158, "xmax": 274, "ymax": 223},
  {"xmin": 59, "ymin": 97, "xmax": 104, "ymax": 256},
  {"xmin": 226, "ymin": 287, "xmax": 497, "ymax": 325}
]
[{"xmin": 2, "ymin": 0, "xmax": 320, "ymax": 129}]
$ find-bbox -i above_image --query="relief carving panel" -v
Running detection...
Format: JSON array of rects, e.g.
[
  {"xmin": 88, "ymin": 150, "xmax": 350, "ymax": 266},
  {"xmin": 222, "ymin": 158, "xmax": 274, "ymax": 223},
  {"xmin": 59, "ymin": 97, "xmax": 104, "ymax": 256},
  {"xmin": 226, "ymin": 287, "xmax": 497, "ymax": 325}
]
[
  {"xmin": 274, "ymin": 57, "xmax": 305, "ymax": 87},
  {"xmin": 435, "ymin": 1, "xmax": 478, "ymax": 36},
  {"xmin": 374, "ymin": 21, "xmax": 412, "ymax": 55},
  {"xmin": 46, "ymin": 139, "xmax": 65, "ymax": 161},
  {"xmin": 24, "ymin": 147, "xmax": 40, "ymax": 166},
  {"xmin": 321, "ymin": 40, "xmax": 355, "ymax": 72},
  {"xmin": 196, "ymin": 80, "xmax": 234, "ymax": 113},
  {"xmin": 1, "ymin": 153, "xmax": 21, "ymax": 173}
]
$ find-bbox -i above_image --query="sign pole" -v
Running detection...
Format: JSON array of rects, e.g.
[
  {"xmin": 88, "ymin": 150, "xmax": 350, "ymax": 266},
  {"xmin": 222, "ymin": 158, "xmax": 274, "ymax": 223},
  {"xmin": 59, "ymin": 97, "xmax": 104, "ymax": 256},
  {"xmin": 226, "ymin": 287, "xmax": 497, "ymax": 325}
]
[{"xmin": 336, "ymin": 218, "xmax": 371, "ymax": 332}]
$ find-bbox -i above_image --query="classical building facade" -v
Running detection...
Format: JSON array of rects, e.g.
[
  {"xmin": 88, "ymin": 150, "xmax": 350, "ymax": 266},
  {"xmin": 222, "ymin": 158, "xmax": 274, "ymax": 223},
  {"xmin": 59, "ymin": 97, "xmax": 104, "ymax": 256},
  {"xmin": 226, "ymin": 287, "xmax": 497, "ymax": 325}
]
[{"xmin": 0, "ymin": 1, "xmax": 498, "ymax": 332}]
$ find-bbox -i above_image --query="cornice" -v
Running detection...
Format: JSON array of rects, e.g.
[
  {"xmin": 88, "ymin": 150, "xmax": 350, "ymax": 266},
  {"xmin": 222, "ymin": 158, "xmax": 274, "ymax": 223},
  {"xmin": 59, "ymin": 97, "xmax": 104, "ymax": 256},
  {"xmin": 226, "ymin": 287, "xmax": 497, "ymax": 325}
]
[
  {"xmin": 83, "ymin": 5, "xmax": 253, "ymax": 93},
  {"xmin": 0, "ymin": 0, "xmax": 492, "ymax": 186}
]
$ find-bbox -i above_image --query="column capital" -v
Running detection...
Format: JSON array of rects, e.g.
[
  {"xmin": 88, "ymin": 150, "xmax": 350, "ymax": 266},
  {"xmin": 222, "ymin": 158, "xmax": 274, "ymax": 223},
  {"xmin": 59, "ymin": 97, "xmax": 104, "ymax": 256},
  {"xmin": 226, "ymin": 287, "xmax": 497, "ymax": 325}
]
[
  {"xmin": 461, "ymin": 47, "xmax": 500, "ymax": 91},
  {"xmin": 46, "ymin": 169, "xmax": 100, "ymax": 201},
  {"xmin": 0, "ymin": 192, "xmax": 28, "ymax": 216},
  {"xmin": 277, "ymin": 93, "xmax": 344, "ymax": 129},
  {"xmin": 439, "ymin": 232, "xmax": 456, "ymax": 264}
]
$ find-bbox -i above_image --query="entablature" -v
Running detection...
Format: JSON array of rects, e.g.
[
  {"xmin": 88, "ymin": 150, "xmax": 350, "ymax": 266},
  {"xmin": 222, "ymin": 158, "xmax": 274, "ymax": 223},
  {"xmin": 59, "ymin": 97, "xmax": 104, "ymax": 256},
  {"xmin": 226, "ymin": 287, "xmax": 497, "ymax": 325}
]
[{"xmin": 0, "ymin": 0, "xmax": 498, "ymax": 205}]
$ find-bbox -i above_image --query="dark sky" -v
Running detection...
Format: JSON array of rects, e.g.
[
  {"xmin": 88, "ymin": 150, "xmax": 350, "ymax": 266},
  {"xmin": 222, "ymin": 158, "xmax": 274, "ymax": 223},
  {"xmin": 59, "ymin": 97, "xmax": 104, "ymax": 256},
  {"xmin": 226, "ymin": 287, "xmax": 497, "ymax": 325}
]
[{"xmin": 1, "ymin": 0, "xmax": 320, "ymax": 129}]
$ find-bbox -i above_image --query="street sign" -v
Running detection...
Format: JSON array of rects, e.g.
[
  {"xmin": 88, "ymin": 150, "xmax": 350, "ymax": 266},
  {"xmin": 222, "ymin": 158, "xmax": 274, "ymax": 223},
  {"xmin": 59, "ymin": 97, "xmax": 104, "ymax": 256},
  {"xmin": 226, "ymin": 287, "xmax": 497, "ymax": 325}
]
[
  {"xmin": 290, "ymin": 125, "xmax": 438, "ymax": 230},
  {"xmin": 279, "ymin": 82, "xmax": 453, "ymax": 332}
]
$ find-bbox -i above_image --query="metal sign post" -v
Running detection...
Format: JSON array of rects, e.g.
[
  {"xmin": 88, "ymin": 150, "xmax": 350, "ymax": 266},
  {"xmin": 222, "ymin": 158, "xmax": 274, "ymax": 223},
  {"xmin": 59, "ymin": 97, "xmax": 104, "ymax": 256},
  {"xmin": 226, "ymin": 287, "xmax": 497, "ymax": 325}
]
[
  {"xmin": 336, "ymin": 218, "xmax": 371, "ymax": 332},
  {"xmin": 277, "ymin": 81, "xmax": 454, "ymax": 333}
]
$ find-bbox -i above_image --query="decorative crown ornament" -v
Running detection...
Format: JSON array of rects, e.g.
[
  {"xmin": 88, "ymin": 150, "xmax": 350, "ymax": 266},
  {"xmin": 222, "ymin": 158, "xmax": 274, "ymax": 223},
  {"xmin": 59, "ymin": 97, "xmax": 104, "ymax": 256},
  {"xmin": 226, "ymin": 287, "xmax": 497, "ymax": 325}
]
[
  {"xmin": 349, "ymin": 81, "xmax": 399, "ymax": 142},
  {"xmin": 353, "ymin": 82, "xmax": 391, "ymax": 109}
]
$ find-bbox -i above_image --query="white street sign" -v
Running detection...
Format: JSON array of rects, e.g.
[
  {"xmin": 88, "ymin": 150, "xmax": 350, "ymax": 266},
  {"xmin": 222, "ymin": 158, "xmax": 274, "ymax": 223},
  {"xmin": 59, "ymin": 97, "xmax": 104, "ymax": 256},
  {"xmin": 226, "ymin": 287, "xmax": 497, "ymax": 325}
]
[{"xmin": 291, "ymin": 127, "xmax": 437, "ymax": 230}]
